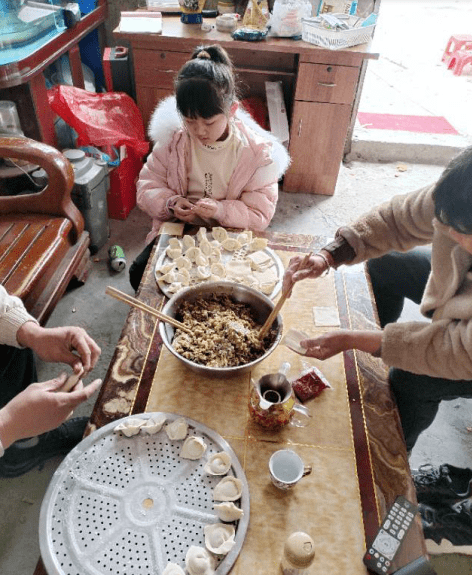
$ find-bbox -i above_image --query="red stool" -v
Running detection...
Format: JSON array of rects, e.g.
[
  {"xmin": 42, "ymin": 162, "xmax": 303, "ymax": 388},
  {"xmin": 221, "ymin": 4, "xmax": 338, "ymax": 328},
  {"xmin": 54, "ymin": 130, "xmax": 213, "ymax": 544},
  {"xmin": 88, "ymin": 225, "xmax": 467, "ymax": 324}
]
[
  {"xmin": 448, "ymin": 50, "xmax": 472, "ymax": 76},
  {"xmin": 442, "ymin": 34, "xmax": 472, "ymax": 65}
]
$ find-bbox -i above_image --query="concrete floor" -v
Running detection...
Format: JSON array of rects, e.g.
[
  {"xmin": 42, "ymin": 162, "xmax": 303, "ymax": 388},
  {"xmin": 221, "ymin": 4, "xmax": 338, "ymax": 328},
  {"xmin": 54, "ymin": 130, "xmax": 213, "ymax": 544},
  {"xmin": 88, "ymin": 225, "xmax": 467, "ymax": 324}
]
[{"xmin": 3, "ymin": 0, "xmax": 472, "ymax": 572}]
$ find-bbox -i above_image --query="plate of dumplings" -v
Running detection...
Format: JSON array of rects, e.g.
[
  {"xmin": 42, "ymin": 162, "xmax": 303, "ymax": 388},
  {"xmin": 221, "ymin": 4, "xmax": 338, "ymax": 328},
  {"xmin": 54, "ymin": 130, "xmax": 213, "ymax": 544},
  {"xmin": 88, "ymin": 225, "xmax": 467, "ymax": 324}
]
[
  {"xmin": 155, "ymin": 227, "xmax": 284, "ymax": 299},
  {"xmin": 39, "ymin": 412, "xmax": 249, "ymax": 575}
]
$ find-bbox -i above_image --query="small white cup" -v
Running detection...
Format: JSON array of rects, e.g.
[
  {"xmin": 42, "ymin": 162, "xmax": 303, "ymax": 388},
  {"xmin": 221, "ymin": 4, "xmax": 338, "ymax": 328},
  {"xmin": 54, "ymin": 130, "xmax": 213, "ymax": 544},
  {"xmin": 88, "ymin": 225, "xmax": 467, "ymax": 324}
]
[{"xmin": 269, "ymin": 449, "xmax": 312, "ymax": 490}]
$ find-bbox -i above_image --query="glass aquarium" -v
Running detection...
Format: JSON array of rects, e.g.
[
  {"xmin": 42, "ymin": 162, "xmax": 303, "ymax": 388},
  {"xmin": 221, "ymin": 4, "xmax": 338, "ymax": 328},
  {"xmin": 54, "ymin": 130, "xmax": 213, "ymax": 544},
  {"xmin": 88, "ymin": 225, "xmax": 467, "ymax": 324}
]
[{"xmin": 0, "ymin": 0, "xmax": 66, "ymax": 66}]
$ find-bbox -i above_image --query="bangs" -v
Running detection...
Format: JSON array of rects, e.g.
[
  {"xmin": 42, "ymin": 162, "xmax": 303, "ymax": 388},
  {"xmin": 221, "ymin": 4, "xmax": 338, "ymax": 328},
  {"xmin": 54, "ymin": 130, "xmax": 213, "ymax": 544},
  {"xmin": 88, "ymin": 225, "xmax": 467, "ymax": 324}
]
[{"xmin": 176, "ymin": 78, "xmax": 225, "ymax": 119}]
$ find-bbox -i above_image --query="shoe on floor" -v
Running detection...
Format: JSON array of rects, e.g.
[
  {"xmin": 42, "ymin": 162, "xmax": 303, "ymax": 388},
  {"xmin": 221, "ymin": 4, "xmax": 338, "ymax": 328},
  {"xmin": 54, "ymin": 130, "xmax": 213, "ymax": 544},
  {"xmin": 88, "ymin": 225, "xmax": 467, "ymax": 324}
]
[
  {"xmin": 412, "ymin": 463, "xmax": 472, "ymax": 504},
  {"xmin": 419, "ymin": 500, "xmax": 472, "ymax": 546},
  {"xmin": 0, "ymin": 417, "xmax": 88, "ymax": 478}
]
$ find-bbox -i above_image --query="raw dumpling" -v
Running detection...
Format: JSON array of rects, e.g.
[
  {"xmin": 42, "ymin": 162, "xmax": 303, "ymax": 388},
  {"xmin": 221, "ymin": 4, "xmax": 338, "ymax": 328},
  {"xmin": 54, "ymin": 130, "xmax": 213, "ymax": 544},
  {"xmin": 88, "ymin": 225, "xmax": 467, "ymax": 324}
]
[
  {"xmin": 204, "ymin": 451, "xmax": 232, "ymax": 475},
  {"xmin": 248, "ymin": 237, "xmax": 268, "ymax": 251},
  {"xmin": 166, "ymin": 247, "xmax": 183, "ymax": 260},
  {"xmin": 167, "ymin": 282, "xmax": 182, "ymax": 294},
  {"xmin": 237, "ymin": 231, "xmax": 252, "ymax": 245},
  {"xmin": 114, "ymin": 417, "xmax": 147, "ymax": 437},
  {"xmin": 168, "ymin": 238, "xmax": 182, "ymax": 250},
  {"xmin": 259, "ymin": 280, "xmax": 277, "ymax": 295},
  {"xmin": 158, "ymin": 262, "xmax": 176, "ymax": 274},
  {"xmin": 165, "ymin": 417, "xmax": 188, "ymax": 440},
  {"xmin": 180, "ymin": 436, "xmax": 207, "ymax": 460},
  {"xmin": 213, "ymin": 476, "xmax": 243, "ymax": 501},
  {"xmin": 160, "ymin": 270, "xmax": 177, "ymax": 284},
  {"xmin": 210, "ymin": 263, "xmax": 226, "ymax": 278},
  {"xmin": 182, "ymin": 235, "xmax": 196, "ymax": 250},
  {"xmin": 185, "ymin": 546, "xmax": 215, "ymax": 575},
  {"xmin": 175, "ymin": 255, "xmax": 192, "ymax": 270},
  {"xmin": 186, "ymin": 247, "xmax": 202, "ymax": 262},
  {"xmin": 196, "ymin": 266, "xmax": 211, "ymax": 279},
  {"xmin": 221, "ymin": 238, "xmax": 242, "ymax": 252},
  {"xmin": 199, "ymin": 238, "xmax": 212, "ymax": 256},
  {"xmin": 211, "ymin": 227, "xmax": 228, "ymax": 243},
  {"xmin": 214, "ymin": 501, "xmax": 244, "ymax": 522},
  {"xmin": 175, "ymin": 269, "xmax": 190, "ymax": 285},
  {"xmin": 195, "ymin": 253, "xmax": 209, "ymax": 267},
  {"xmin": 209, "ymin": 249, "xmax": 221, "ymax": 264},
  {"xmin": 141, "ymin": 413, "xmax": 166, "ymax": 435},
  {"xmin": 163, "ymin": 563, "xmax": 185, "ymax": 575},
  {"xmin": 196, "ymin": 227, "xmax": 208, "ymax": 243},
  {"xmin": 204, "ymin": 523, "xmax": 236, "ymax": 555}
]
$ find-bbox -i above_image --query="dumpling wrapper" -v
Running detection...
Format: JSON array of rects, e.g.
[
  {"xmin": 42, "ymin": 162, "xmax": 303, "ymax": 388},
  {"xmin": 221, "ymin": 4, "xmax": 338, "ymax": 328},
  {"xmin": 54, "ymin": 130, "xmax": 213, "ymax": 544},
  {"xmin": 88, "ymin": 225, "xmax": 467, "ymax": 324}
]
[
  {"xmin": 114, "ymin": 417, "xmax": 147, "ymax": 437},
  {"xmin": 141, "ymin": 413, "xmax": 166, "ymax": 435},
  {"xmin": 225, "ymin": 260, "xmax": 252, "ymax": 279},
  {"xmin": 204, "ymin": 451, "xmax": 232, "ymax": 475},
  {"xmin": 180, "ymin": 436, "xmax": 207, "ymax": 460},
  {"xmin": 185, "ymin": 546, "xmax": 216, "ymax": 575},
  {"xmin": 214, "ymin": 501, "xmax": 244, "ymax": 522},
  {"xmin": 281, "ymin": 328, "xmax": 311, "ymax": 355},
  {"xmin": 165, "ymin": 417, "xmax": 188, "ymax": 440},
  {"xmin": 213, "ymin": 476, "xmax": 243, "ymax": 501},
  {"xmin": 204, "ymin": 523, "xmax": 236, "ymax": 555},
  {"xmin": 162, "ymin": 563, "xmax": 185, "ymax": 575}
]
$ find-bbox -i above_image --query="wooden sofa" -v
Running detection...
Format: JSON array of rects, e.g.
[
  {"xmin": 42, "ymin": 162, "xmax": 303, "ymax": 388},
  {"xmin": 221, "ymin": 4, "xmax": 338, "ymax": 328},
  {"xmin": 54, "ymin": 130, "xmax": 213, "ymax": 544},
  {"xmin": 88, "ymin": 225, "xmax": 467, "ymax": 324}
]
[{"xmin": 0, "ymin": 136, "xmax": 91, "ymax": 325}]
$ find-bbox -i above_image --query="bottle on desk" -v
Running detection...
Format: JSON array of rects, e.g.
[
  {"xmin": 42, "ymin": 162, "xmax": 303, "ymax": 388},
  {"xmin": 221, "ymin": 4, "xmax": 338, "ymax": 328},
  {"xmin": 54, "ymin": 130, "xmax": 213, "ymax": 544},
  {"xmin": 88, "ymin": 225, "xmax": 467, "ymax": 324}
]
[{"xmin": 281, "ymin": 532, "xmax": 315, "ymax": 575}]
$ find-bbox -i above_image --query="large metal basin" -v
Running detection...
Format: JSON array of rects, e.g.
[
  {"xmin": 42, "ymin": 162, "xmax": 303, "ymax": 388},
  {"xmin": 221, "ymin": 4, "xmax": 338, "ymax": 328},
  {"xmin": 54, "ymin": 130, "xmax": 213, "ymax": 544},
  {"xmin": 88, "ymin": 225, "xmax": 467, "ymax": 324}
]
[{"xmin": 159, "ymin": 281, "xmax": 283, "ymax": 377}]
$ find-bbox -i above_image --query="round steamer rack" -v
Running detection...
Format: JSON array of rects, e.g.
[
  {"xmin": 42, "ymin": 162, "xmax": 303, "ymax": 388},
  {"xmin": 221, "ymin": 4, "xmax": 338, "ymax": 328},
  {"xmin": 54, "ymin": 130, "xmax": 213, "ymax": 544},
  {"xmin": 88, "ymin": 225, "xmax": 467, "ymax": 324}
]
[{"xmin": 39, "ymin": 413, "xmax": 250, "ymax": 575}]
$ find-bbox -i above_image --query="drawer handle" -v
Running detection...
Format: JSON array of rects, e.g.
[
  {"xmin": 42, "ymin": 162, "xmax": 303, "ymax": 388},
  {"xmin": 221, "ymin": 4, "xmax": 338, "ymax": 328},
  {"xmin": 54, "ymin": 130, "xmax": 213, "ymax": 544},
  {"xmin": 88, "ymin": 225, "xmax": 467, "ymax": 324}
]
[
  {"xmin": 318, "ymin": 82, "xmax": 336, "ymax": 87},
  {"xmin": 298, "ymin": 119, "xmax": 302, "ymax": 137}
]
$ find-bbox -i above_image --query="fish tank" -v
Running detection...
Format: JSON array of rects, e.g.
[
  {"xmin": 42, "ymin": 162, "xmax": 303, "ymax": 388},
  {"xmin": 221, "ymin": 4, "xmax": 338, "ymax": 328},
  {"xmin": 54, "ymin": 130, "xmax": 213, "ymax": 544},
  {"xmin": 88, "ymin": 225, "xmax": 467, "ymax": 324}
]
[{"xmin": 0, "ymin": 0, "xmax": 66, "ymax": 66}]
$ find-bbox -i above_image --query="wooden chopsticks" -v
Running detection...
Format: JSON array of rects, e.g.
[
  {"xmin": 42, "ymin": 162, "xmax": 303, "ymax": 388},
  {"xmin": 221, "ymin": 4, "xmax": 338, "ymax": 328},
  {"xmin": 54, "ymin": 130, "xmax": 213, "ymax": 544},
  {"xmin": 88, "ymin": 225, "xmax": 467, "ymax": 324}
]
[
  {"xmin": 105, "ymin": 286, "xmax": 192, "ymax": 334},
  {"xmin": 259, "ymin": 251, "xmax": 313, "ymax": 339}
]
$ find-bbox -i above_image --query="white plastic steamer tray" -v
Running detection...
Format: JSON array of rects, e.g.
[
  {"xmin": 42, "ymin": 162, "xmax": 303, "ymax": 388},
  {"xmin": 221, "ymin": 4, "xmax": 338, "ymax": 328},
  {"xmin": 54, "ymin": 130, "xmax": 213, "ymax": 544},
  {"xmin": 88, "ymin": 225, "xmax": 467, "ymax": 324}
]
[
  {"xmin": 39, "ymin": 413, "xmax": 250, "ymax": 575},
  {"xmin": 154, "ymin": 231, "xmax": 284, "ymax": 300}
]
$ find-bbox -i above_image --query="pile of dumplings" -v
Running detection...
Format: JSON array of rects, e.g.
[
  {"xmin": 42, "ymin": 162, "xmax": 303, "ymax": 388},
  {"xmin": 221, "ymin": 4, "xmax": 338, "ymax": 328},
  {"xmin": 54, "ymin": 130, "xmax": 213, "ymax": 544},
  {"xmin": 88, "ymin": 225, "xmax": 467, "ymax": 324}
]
[
  {"xmin": 114, "ymin": 414, "xmax": 245, "ymax": 575},
  {"xmin": 156, "ymin": 227, "xmax": 279, "ymax": 296}
]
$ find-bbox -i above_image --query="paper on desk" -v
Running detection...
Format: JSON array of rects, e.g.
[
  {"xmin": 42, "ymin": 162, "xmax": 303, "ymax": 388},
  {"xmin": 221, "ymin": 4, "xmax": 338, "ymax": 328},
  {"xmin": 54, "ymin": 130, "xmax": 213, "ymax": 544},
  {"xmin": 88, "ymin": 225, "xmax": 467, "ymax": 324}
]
[{"xmin": 119, "ymin": 11, "xmax": 162, "ymax": 33}]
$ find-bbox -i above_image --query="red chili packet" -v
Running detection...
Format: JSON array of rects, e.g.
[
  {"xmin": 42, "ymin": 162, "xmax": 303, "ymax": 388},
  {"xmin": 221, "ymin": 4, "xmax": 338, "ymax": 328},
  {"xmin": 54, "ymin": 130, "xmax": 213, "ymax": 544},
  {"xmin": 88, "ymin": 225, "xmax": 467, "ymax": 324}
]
[{"xmin": 291, "ymin": 366, "xmax": 331, "ymax": 403}]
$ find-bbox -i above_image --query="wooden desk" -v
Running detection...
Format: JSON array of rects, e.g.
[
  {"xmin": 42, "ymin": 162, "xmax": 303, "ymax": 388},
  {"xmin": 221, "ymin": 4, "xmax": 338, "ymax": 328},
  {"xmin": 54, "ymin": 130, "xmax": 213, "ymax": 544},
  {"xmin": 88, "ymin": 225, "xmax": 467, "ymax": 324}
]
[{"xmin": 114, "ymin": 17, "xmax": 378, "ymax": 196}]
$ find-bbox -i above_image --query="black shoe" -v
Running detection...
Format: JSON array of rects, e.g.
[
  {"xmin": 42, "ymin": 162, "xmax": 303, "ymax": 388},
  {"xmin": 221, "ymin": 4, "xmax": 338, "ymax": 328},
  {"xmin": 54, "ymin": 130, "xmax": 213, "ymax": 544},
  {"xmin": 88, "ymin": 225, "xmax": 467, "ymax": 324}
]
[
  {"xmin": 0, "ymin": 417, "xmax": 88, "ymax": 478},
  {"xmin": 412, "ymin": 463, "xmax": 472, "ymax": 504},
  {"xmin": 419, "ymin": 500, "xmax": 472, "ymax": 546}
]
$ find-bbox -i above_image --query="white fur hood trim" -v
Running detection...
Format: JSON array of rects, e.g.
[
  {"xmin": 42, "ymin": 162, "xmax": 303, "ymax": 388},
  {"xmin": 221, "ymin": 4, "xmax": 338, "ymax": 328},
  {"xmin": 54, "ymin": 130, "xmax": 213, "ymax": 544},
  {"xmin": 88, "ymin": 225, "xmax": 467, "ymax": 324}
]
[{"xmin": 147, "ymin": 96, "xmax": 290, "ymax": 177}]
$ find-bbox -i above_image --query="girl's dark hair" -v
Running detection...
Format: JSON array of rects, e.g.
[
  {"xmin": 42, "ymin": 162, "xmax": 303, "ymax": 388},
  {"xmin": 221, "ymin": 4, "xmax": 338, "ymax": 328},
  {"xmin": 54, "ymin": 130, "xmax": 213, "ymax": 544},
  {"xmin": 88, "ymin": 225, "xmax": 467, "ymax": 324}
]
[
  {"xmin": 175, "ymin": 45, "xmax": 237, "ymax": 119},
  {"xmin": 433, "ymin": 145, "xmax": 472, "ymax": 234}
]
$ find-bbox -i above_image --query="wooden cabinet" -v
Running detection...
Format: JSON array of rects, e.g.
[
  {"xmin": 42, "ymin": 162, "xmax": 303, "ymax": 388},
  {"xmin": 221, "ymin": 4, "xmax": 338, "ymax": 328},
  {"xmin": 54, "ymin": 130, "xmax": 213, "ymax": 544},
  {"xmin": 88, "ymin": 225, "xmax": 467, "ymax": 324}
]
[
  {"xmin": 115, "ymin": 17, "xmax": 378, "ymax": 196},
  {"xmin": 284, "ymin": 62, "xmax": 361, "ymax": 195}
]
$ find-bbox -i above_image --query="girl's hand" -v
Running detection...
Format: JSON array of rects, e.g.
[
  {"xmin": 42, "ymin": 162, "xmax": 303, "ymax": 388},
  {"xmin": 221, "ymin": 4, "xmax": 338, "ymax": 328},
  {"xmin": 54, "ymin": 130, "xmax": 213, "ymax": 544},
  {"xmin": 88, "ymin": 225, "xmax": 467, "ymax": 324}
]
[
  {"xmin": 173, "ymin": 197, "xmax": 197, "ymax": 223},
  {"xmin": 282, "ymin": 254, "xmax": 330, "ymax": 294},
  {"xmin": 300, "ymin": 330, "xmax": 383, "ymax": 359},
  {"xmin": 193, "ymin": 198, "xmax": 218, "ymax": 219}
]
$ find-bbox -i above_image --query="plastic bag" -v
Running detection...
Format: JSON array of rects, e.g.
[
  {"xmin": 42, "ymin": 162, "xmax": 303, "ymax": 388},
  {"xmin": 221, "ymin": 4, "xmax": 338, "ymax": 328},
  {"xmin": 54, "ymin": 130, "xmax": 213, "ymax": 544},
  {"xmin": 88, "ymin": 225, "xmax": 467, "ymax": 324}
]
[
  {"xmin": 269, "ymin": 0, "xmax": 312, "ymax": 38},
  {"xmin": 291, "ymin": 360, "xmax": 332, "ymax": 403},
  {"xmin": 48, "ymin": 85, "xmax": 149, "ymax": 157}
]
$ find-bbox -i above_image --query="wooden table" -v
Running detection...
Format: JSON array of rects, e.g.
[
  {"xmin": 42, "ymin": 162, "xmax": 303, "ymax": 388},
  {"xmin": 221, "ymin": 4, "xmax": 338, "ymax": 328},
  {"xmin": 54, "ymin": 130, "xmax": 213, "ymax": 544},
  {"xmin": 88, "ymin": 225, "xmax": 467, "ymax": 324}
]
[
  {"xmin": 114, "ymin": 16, "xmax": 378, "ymax": 196},
  {"xmin": 34, "ymin": 229, "xmax": 426, "ymax": 574}
]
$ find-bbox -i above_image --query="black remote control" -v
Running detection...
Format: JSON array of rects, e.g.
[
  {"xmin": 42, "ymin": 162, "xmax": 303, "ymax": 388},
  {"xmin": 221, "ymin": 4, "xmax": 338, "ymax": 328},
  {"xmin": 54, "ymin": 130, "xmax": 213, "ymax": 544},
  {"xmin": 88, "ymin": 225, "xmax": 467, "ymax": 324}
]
[{"xmin": 363, "ymin": 495, "xmax": 418, "ymax": 574}]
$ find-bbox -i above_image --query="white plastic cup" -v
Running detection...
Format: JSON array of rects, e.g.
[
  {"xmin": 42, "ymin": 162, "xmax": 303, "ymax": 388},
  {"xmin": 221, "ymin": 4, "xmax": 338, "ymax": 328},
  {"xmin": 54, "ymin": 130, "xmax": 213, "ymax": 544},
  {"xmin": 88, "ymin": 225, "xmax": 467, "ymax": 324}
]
[{"xmin": 0, "ymin": 101, "xmax": 23, "ymax": 135}]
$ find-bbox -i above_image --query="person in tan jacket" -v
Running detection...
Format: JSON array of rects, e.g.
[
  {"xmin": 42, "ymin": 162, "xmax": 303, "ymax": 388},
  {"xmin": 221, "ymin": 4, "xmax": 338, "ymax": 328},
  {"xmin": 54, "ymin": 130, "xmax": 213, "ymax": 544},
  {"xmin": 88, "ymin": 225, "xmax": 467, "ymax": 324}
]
[{"xmin": 283, "ymin": 145, "xmax": 472, "ymax": 452}]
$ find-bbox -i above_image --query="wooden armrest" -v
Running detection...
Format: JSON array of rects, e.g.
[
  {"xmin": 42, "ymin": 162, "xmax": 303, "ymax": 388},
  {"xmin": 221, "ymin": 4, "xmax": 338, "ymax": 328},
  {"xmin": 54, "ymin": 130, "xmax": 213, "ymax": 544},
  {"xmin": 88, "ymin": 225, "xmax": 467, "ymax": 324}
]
[{"xmin": 0, "ymin": 136, "xmax": 84, "ymax": 242}]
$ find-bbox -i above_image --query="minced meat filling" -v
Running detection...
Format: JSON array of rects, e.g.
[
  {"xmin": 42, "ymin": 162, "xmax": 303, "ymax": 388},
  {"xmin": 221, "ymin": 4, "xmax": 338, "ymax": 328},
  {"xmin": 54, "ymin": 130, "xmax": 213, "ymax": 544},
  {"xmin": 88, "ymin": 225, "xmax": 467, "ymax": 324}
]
[{"xmin": 172, "ymin": 294, "xmax": 277, "ymax": 367}]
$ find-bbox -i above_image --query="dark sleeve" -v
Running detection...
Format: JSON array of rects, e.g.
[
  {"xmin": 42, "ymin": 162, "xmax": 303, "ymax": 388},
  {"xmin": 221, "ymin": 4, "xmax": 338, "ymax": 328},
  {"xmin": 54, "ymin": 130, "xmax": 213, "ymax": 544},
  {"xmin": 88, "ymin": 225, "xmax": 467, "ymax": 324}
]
[{"xmin": 322, "ymin": 233, "xmax": 356, "ymax": 268}]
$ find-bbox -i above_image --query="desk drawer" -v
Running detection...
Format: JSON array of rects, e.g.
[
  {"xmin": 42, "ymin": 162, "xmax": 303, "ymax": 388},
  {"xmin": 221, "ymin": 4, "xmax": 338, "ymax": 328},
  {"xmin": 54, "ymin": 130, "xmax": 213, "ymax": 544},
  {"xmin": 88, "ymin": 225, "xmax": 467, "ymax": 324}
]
[
  {"xmin": 295, "ymin": 63, "xmax": 359, "ymax": 104},
  {"xmin": 134, "ymin": 49, "xmax": 190, "ymax": 88}
]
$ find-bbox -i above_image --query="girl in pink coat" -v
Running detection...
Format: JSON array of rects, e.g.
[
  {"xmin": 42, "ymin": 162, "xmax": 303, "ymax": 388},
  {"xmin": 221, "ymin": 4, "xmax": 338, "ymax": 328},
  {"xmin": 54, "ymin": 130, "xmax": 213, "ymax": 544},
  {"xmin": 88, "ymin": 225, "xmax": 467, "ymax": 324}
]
[{"xmin": 130, "ymin": 44, "xmax": 290, "ymax": 290}]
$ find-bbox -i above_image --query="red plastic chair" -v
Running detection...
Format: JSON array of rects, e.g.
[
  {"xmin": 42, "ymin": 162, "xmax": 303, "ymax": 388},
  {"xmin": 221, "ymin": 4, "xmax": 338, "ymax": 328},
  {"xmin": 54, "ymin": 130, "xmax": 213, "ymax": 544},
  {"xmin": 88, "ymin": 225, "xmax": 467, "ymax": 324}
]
[
  {"xmin": 442, "ymin": 34, "xmax": 472, "ymax": 65},
  {"xmin": 448, "ymin": 50, "xmax": 472, "ymax": 76}
]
